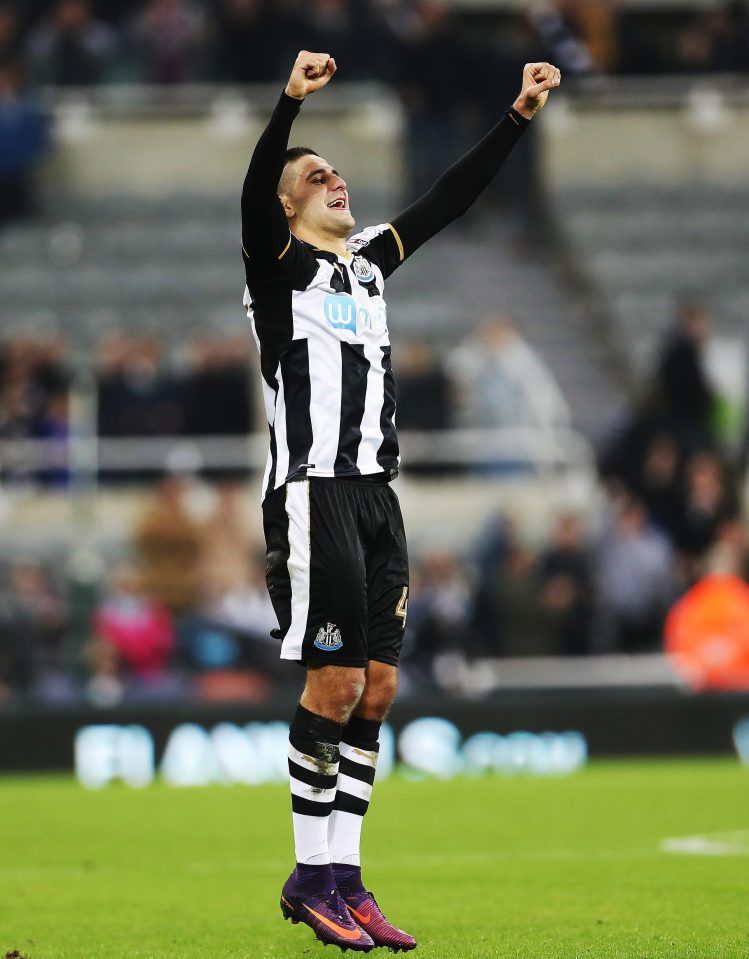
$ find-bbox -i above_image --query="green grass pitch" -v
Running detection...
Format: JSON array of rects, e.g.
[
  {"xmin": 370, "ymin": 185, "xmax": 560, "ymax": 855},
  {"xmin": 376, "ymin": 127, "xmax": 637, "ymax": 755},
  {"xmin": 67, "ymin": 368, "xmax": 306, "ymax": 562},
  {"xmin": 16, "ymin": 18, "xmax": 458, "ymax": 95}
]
[{"xmin": 1, "ymin": 759, "xmax": 747, "ymax": 959}]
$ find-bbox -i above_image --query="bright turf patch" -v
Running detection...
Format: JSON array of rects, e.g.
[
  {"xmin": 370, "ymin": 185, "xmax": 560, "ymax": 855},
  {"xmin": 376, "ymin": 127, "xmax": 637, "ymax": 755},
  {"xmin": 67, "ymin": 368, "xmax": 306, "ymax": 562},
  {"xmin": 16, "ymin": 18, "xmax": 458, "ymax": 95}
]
[{"xmin": 1, "ymin": 759, "xmax": 747, "ymax": 958}]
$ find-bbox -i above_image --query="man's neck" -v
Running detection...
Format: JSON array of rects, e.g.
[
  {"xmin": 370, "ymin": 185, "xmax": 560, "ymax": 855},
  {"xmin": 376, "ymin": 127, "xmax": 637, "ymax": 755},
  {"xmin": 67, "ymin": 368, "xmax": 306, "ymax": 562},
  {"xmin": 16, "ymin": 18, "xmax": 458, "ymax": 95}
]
[{"xmin": 292, "ymin": 225, "xmax": 349, "ymax": 257}]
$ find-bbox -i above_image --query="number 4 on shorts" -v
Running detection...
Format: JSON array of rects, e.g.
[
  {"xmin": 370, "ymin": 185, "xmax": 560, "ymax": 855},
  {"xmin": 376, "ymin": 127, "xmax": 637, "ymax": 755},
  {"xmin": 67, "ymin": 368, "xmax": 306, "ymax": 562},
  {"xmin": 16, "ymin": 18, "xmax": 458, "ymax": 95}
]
[{"xmin": 395, "ymin": 586, "xmax": 409, "ymax": 628}]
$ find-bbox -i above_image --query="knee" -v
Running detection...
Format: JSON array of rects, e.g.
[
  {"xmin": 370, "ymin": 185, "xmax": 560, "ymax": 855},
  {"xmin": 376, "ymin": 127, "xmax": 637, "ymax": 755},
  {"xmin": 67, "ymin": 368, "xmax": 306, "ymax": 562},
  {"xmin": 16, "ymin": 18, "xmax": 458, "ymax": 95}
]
[
  {"xmin": 376, "ymin": 671, "xmax": 399, "ymax": 709},
  {"xmin": 301, "ymin": 666, "xmax": 365, "ymax": 724},
  {"xmin": 358, "ymin": 668, "xmax": 398, "ymax": 720},
  {"xmin": 328, "ymin": 675, "xmax": 366, "ymax": 719}
]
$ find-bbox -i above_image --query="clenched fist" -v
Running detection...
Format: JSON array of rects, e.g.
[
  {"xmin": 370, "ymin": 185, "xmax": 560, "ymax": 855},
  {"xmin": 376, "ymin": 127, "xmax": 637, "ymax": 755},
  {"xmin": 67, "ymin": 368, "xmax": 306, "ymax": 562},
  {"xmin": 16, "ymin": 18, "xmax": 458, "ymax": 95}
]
[
  {"xmin": 285, "ymin": 51, "xmax": 337, "ymax": 100},
  {"xmin": 513, "ymin": 62, "xmax": 561, "ymax": 119}
]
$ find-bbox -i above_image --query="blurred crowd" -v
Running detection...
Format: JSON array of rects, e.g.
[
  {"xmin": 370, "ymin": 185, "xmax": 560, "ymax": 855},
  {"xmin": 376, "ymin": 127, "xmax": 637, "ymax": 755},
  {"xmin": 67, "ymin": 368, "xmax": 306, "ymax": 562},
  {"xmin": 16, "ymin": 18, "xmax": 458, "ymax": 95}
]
[
  {"xmin": 0, "ymin": 312, "xmax": 569, "ymax": 483},
  {"xmin": 1, "ymin": 1, "xmax": 748, "ymax": 702},
  {"xmin": 0, "ymin": 480, "xmax": 650, "ymax": 705},
  {"xmin": 0, "ymin": 478, "xmax": 285, "ymax": 706},
  {"xmin": 0, "ymin": 329, "xmax": 256, "ymax": 483},
  {"xmin": 1, "ymin": 0, "xmax": 747, "ymax": 90},
  {"xmin": 1, "ymin": 0, "xmax": 749, "ymax": 224},
  {"xmin": 2, "ymin": 293, "xmax": 746, "ymax": 703}
]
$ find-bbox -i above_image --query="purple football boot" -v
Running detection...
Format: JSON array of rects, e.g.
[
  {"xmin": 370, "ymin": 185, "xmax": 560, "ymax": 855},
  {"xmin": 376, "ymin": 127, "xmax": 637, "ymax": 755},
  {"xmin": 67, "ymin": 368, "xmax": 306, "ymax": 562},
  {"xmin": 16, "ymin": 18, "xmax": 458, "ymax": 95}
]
[
  {"xmin": 280, "ymin": 871, "xmax": 375, "ymax": 953},
  {"xmin": 343, "ymin": 890, "xmax": 417, "ymax": 953}
]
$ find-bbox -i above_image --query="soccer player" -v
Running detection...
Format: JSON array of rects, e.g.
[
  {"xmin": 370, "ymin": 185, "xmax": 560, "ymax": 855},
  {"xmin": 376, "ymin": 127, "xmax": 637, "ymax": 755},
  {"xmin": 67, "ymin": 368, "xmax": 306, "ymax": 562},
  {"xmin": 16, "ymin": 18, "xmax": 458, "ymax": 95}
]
[{"xmin": 241, "ymin": 51, "xmax": 561, "ymax": 953}]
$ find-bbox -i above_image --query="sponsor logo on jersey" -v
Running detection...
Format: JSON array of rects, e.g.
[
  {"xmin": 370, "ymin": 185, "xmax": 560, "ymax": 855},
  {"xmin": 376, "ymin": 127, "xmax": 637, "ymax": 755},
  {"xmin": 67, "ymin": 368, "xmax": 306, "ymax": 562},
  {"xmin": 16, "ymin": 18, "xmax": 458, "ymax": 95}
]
[
  {"xmin": 314, "ymin": 623, "xmax": 343, "ymax": 651},
  {"xmin": 324, "ymin": 293, "xmax": 358, "ymax": 332},
  {"xmin": 323, "ymin": 293, "xmax": 387, "ymax": 335},
  {"xmin": 351, "ymin": 256, "xmax": 375, "ymax": 284}
]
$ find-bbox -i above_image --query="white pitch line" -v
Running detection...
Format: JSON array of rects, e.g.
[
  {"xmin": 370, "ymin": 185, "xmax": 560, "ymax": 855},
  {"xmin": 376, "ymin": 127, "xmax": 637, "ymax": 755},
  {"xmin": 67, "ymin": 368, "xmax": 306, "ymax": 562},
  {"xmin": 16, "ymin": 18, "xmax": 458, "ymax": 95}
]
[{"xmin": 660, "ymin": 830, "xmax": 749, "ymax": 857}]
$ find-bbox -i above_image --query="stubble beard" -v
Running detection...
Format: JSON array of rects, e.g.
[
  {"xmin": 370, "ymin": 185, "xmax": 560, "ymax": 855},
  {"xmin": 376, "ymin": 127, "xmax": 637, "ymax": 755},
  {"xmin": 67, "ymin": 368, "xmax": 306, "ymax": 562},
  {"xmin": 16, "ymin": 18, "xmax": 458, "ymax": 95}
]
[{"xmin": 327, "ymin": 210, "xmax": 355, "ymax": 239}]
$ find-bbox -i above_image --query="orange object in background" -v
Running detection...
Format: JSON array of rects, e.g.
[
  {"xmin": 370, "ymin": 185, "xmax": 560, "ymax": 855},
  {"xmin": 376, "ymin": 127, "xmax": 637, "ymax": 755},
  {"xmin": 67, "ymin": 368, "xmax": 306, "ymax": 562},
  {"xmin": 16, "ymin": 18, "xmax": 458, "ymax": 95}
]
[{"xmin": 664, "ymin": 573, "xmax": 749, "ymax": 690}]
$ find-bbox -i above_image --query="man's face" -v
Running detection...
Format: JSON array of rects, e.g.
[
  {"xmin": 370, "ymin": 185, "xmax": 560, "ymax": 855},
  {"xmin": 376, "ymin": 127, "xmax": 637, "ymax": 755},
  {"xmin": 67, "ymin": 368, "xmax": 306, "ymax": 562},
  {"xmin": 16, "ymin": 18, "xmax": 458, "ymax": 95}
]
[{"xmin": 280, "ymin": 154, "xmax": 355, "ymax": 239}]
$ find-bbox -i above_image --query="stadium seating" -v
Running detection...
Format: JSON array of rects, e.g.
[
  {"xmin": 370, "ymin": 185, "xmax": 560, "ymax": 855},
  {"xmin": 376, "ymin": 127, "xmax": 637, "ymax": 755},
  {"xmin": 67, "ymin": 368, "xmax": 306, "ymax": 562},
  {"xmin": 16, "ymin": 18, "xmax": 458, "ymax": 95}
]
[
  {"xmin": 552, "ymin": 182, "xmax": 749, "ymax": 373},
  {"xmin": 0, "ymin": 188, "xmax": 622, "ymax": 436}
]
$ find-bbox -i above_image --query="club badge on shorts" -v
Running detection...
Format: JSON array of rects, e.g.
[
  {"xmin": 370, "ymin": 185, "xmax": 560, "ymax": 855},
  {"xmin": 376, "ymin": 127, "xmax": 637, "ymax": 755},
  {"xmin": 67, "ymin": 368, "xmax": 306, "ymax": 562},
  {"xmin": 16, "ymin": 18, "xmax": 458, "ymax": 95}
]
[{"xmin": 314, "ymin": 622, "xmax": 343, "ymax": 651}]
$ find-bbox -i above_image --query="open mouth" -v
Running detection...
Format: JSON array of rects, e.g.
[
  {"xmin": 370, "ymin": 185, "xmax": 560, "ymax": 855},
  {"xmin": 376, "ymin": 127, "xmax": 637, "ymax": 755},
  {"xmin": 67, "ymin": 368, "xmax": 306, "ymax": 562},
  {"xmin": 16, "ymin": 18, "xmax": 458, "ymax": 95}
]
[{"xmin": 327, "ymin": 198, "xmax": 347, "ymax": 210}]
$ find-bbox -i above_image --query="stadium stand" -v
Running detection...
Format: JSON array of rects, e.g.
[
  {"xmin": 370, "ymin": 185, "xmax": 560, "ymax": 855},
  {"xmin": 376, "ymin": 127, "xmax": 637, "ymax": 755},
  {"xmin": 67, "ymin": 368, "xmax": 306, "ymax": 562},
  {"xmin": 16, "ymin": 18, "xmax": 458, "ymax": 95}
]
[
  {"xmin": 3, "ymin": 1, "xmax": 749, "ymax": 712},
  {"xmin": 0, "ymin": 186, "xmax": 621, "ymax": 437},
  {"xmin": 553, "ymin": 182, "xmax": 749, "ymax": 375}
]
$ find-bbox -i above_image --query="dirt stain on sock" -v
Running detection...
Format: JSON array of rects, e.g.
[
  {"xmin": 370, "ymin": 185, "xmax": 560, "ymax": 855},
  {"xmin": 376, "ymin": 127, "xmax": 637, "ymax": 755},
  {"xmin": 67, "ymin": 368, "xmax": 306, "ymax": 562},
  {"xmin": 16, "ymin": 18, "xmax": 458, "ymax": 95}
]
[{"xmin": 301, "ymin": 742, "xmax": 339, "ymax": 789}]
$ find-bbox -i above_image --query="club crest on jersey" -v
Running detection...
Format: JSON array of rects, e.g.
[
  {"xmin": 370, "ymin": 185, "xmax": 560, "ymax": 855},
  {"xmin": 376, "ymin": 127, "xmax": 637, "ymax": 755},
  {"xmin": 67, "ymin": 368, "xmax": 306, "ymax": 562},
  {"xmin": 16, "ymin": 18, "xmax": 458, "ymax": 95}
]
[
  {"xmin": 351, "ymin": 256, "xmax": 375, "ymax": 284},
  {"xmin": 314, "ymin": 623, "xmax": 343, "ymax": 651}
]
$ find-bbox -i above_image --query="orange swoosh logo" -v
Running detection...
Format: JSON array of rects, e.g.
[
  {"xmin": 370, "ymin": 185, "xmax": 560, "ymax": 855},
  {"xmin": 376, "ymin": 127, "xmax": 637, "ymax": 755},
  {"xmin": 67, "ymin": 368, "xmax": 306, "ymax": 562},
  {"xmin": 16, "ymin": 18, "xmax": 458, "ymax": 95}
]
[
  {"xmin": 303, "ymin": 904, "xmax": 361, "ymax": 941},
  {"xmin": 347, "ymin": 904, "xmax": 372, "ymax": 925}
]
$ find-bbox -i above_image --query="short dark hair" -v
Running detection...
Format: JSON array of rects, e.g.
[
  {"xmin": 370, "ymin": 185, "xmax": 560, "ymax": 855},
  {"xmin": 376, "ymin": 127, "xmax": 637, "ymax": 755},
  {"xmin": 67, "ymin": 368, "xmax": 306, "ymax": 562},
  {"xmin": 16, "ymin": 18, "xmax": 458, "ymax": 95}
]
[
  {"xmin": 285, "ymin": 146, "xmax": 319, "ymax": 164},
  {"xmin": 279, "ymin": 147, "xmax": 321, "ymax": 195}
]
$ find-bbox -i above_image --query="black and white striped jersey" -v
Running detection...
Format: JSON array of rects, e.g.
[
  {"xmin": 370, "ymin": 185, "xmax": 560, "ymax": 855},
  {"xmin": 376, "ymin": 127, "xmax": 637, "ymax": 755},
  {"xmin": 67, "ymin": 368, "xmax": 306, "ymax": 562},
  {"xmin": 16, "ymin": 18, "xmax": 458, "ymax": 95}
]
[
  {"xmin": 241, "ymin": 92, "xmax": 530, "ymax": 500},
  {"xmin": 243, "ymin": 221, "xmax": 404, "ymax": 498}
]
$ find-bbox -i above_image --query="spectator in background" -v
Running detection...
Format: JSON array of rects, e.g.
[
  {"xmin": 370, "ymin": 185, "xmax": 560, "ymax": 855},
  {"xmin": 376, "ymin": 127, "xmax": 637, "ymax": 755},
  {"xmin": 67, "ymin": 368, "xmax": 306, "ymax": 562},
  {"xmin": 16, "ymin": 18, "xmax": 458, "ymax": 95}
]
[
  {"xmin": 96, "ymin": 333, "xmax": 180, "ymax": 439},
  {"xmin": 130, "ymin": 0, "xmax": 206, "ymax": 85},
  {"xmin": 92, "ymin": 564, "xmax": 174, "ymax": 679},
  {"xmin": 26, "ymin": 0, "xmax": 118, "ymax": 86},
  {"xmin": 468, "ymin": 514, "xmax": 510, "ymax": 658},
  {"xmin": 0, "ymin": 59, "xmax": 49, "ymax": 225},
  {"xmin": 527, "ymin": 1, "xmax": 599, "ymax": 77},
  {"xmin": 254, "ymin": 0, "xmax": 309, "ymax": 82},
  {"xmin": 573, "ymin": 0, "xmax": 619, "ymax": 72},
  {"xmin": 212, "ymin": 0, "xmax": 277, "ymax": 83},
  {"xmin": 538, "ymin": 512, "xmax": 593, "ymax": 655},
  {"xmin": 0, "ymin": 334, "xmax": 71, "ymax": 485},
  {"xmin": 304, "ymin": 0, "xmax": 388, "ymax": 80},
  {"xmin": 0, "ymin": 338, "xmax": 35, "ymax": 482},
  {"xmin": 95, "ymin": 330, "xmax": 128, "ymax": 437},
  {"xmin": 672, "ymin": 5, "xmax": 749, "ymax": 73},
  {"xmin": 450, "ymin": 312, "xmax": 571, "ymax": 433},
  {"xmin": 0, "ymin": 568, "xmax": 36, "ymax": 696},
  {"xmin": 134, "ymin": 473, "xmax": 204, "ymax": 616},
  {"xmin": 631, "ymin": 432, "xmax": 682, "ymax": 541},
  {"xmin": 33, "ymin": 379, "xmax": 71, "ymax": 487},
  {"xmin": 0, "ymin": 5, "xmax": 19, "ymax": 63},
  {"xmin": 187, "ymin": 548, "xmax": 286, "ymax": 693},
  {"xmin": 654, "ymin": 298, "xmax": 716, "ymax": 453},
  {"xmin": 394, "ymin": 340, "xmax": 452, "ymax": 432},
  {"xmin": 595, "ymin": 495, "xmax": 675, "ymax": 652},
  {"xmin": 199, "ymin": 480, "xmax": 253, "ymax": 595},
  {"xmin": 469, "ymin": 514, "xmax": 558, "ymax": 659},
  {"xmin": 673, "ymin": 451, "xmax": 740, "ymax": 571},
  {"xmin": 29, "ymin": 332, "xmax": 71, "ymax": 485},
  {"xmin": 402, "ymin": 549, "xmax": 472, "ymax": 688},
  {"xmin": 480, "ymin": 520, "xmax": 557, "ymax": 657},
  {"xmin": 0, "ymin": 560, "xmax": 69, "ymax": 693},
  {"xmin": 180, "ymin": 334, "xmax": 254, "ymax": 477},
  {"xmin": 395, "ymin": 338, "xmax": 453, "ymax": 474},
  {"xmin": 397, "ymin": 1, "xmax": 473, "ymax": 202},
  {"xmin": 200, "ymin": 549, "xmax": 278, "ymax": 647}
]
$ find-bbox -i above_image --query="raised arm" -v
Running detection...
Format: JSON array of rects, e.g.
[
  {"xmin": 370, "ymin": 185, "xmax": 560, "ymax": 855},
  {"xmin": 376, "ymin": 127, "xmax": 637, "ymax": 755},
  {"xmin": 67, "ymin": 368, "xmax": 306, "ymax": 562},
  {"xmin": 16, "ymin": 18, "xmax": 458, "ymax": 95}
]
[
  {"xmin": 241, "ymin": 51, "xmax": 336, "ymax": 264},
  {"xmin": 391, "ymin": 62, "xmax": 561, "ymax": 263}
]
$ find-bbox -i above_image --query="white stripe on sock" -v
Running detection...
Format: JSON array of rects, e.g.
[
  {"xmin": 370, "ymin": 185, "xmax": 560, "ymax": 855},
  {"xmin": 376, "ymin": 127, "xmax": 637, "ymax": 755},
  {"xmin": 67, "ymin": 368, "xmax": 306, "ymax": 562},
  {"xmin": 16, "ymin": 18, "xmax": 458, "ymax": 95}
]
[
  {"xmin": 288, "ymin": 743, "xmax": 333, "ymax": 775},
  {"xmin": 336, "ymin": 773, "xmax": 373, "ymax": 803},
  {"xmin": 339, "ymin": 741, "xmax": 378, "ymax": 767},
  {"xmin": 289, "ymin": 776, "xmax": 337, "ymax": 804}
]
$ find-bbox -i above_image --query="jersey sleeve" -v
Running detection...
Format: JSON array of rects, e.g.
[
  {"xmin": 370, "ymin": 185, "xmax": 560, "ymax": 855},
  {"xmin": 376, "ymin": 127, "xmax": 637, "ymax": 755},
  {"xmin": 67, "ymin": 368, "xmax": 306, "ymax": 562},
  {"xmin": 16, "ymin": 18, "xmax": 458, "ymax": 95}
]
[
  {"xmin": 389, "ymin": 108, "xmax": 531, "ymax": 266},
  {"xmin": 241, "ymin": 91, "xmax": 310, "ymax": 278},
  {"xmin": 347, "ymin": 223, "xmax": 405, "ymax": 280}
]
